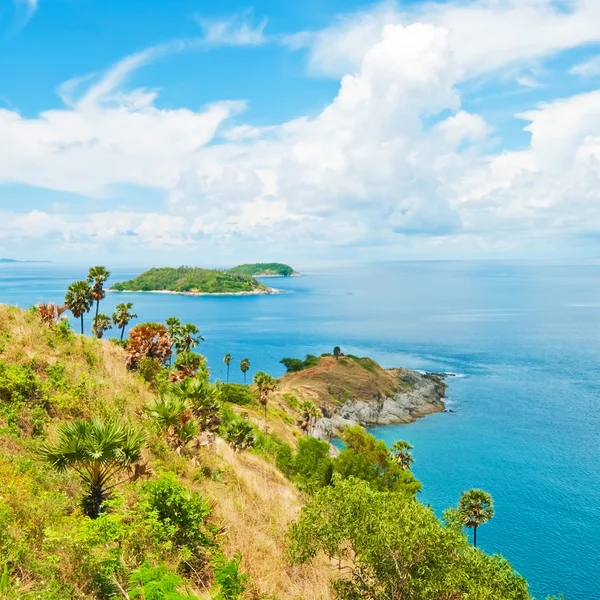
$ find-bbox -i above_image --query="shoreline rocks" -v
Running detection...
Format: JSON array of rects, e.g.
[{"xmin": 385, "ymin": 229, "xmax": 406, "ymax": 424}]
[{"xmin": 311, "ymin": 369, "xmax": 447, "ymax": 441}]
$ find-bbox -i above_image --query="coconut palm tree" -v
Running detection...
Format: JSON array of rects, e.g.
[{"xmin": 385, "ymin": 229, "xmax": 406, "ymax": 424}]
[
  {"xmin": 254, "ymin": 371, "xmax": 276, "ymax": 432},
  {"xmin": 390, "ymin": 440, "xmax": 414, "ymax": 470},
  {"xmin": 223, "ymin": 353, "xmax": 232, "ymax": 382},
  {"xmin": 240, "ymin": 358, "xmax": 250, "ymax": 383},
  {"xmin": 65, "ymin": 280, "xmax": 93, "ymax": 334},
  {"xmin": 87, "ymin": 266, "xmax": 111, "ymax": 320},
  {"xmin": 92, "ymin": 313, "xmax": 113, "ymax": 339},
  {"xmin": 41, "ymin": 418, "xmax": 146, "ymax": 518},
  {"xmin": 457, "ymin": 488, "xmax": 495, "ymax": 548},
  {"xmin": 112, "ymin": 302, "xmax": 137, "ymax": 341}
]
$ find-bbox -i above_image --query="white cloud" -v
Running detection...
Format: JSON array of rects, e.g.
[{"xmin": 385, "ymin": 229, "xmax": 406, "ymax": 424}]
[
  {"xmin": 2, "ymin": 1, "xmax": 600, "ymax": 259},
  {"xmin": 195, "ymin": 11, "xmax": 268, "ymax": 46},
  {"xmin": 291, "ymin": 0, "xmax": 600, "ymax": 81},
  {"xmin": 570, "ymin": 55, "xmax": 600, "ymax": 77}
]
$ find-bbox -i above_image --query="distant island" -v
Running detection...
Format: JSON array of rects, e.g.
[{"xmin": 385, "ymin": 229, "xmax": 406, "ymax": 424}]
[
  {"xmin": 0, "ymin": 258, "xmax": 52, "ymax": 263},
  {"xmin": 228, "ymin": 262, "xmax": 299, "ymax": 277},
  {"xmin": 110, "ymin": 266, "xmax": 279, "ymax": 295}
]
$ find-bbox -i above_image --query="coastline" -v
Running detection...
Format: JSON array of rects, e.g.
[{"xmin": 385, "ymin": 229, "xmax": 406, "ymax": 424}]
[{"xmin": 109, "ymin": 287, "xmax": 282, "ymax": 296}]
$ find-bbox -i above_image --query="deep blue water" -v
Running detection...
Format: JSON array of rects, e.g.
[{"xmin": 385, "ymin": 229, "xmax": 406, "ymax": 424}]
[{"xmin": 1, "ymin": 261, "xmax": 600, "ymax": 599}]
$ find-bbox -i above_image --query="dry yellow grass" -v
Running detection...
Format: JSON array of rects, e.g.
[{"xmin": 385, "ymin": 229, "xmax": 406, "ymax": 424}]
[{"xmin": 200, "ymin": 439, "xmax": 334, "ymax": 600}]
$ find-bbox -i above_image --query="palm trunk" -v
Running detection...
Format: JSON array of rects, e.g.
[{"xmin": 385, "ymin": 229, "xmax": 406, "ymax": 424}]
[
  {"xmin": 227, "ymin": 365, "xmax": 230, "ymax": 382},
  {"xmin": 95, "ymin": 299, "xmax": 100, "ymax": 320},
  {"xmin": 264, "ymin": 404, "xmax": 268, "ymax": 432},
  {"xmin": 120, "ymin": 325, "xmax": 125, "ymax": 341},
  {"xmin": 80, "ymin": 314, "xmax": 84, "ymax": 335},
  {"xmin": 473, "ymin": 526, "xmax": 478, "ymax": 548},
  {"xmin": 243, "ymin": 372, "xmax": 246, "ymax": 384}
]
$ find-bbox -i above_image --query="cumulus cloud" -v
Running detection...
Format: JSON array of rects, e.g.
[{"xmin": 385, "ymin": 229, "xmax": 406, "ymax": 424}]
[
  {"xmin": 195, "ymin": 11, "xmax": 268, "ymax": 46},
  {"xmin": 2, "ymin": 0, "xmax": 600, "ymax": 259}
]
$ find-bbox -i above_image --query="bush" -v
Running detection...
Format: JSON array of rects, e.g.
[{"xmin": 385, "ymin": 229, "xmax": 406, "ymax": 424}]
[
  {"xmin": 211, "ymin": 552, "xmax": 249, "ymax": 600},
  {"xmin": 219, "ymin": 383, "xmax": 255, "ymax": 406},
  {"xmin": 138, "ymin": 357, "xmax": 163, "ymax": 387},
  {"xmin": 139, "ymin": 475, "xmax": 214, "ymax": 550},
  {"xmin": 279, "ymin": 355, "xmax": 320, "ymax": 373}
]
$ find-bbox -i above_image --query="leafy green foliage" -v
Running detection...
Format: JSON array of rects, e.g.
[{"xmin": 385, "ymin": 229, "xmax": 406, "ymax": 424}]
[
  {"xmin": 211, "ymin": 552, "xmax": 249, "ymax": 600},
  {"xmin": 41, "ymin": 418, "xmax": 146, "ymax": 517},
  {"xmin": 112, "ymin": 302, "xmax": 137, "ymax": 340},
  {"xmin": 111, "ymin": 267, "xmax": 267, "ymax": 294},
  {"xmin": 129, "ymin": 563, "xmax": 198, "ymax": 600},
  {"xmin": 280, "ymin": 354, "xmax": 320, "ymax": 373},
  {"xmin": 219, "ymin": 383, "xmax": 255, "ymax": 406},
  {"xmin": 221, "ymin": 417, "xmax": 256, "ymax": 452},
  {"xmin": 457, "ymin": 488, "xmax": 495, "ymax": 547},
  {"xmin": 277, "ymin": 436, "xmax": 333, "ymax": 492},
  {"xmin": 289, "ymin": 476, "xmax": 531, "ymax": 600},
  {"xmin": 334, "ymin": 426, "xmax": 421, "ymax": 494},
  {"xmin": 227, "ymin": 262, "xmax": 295, "ymax": 277}
]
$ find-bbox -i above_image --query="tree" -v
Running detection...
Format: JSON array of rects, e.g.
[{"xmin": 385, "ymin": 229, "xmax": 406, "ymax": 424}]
[
  {"xmin": 171, "ymin": 351, "xmax": 207, "ymax": 381},
  {"xmin": 126, "ymin": 322, "xmax": 172, "ymax": 371},
  {"xmin": 240, "ymin": 358, "xmax": 250, "ymax": 383},
  {"xmin": 41, "ymin": 418, "xmax": 146, "ymax": 518},
  {"xmin": 112, "ymin": 302, "xmax": 137, "ymax": 341},
  {"xmin": 222, "ymin": 419, "xmax": 256, "ymax": 452},
  {"xmin": 333, "ymin": 346, "xmax": 341, "ymax": 360},
  {"xmin": 299, "ymin": 400, "xmax": 320, "ymax": 435},
  {"xmin": 91, "ymin": 313, "xmax": 112, "ymax": 339},
  {"xmin": 390, "ymin": 440, "xmax": 414, "ymax": 470},
  {"xmin": 166, "ymin": 317, "xmax": 204, "ymax": 355},
  {"xmin": 36, "ymin": 302, "xmax": 68, "ymax": 327},
  {"xmin": 174, "ymin": 377, "xmax": 222, "ymax": 432},
  {"xmin": 224, "ymin": 353, "xmax": 232, "ymax": 382},
  {"xmin": 65, "ymin": 280, "xmax": 93, "ymax": 334},
  {"xmin": 457, "ymin": 488, "xmax": 495, "ymax": 548},
  {"xmin": 254, "ymin": 371, "xmax": 276, "ymax": 431},
  {"xmin": 87, "ymin": 266, "xmax": 111, "ymax": 320},
  {"xmin": 146, "ymin": 393, "xmax": 198, "ymax": 449},
  {"xmin": 289, "ymin": 476, "xmax": 530, "ymax": 600}
]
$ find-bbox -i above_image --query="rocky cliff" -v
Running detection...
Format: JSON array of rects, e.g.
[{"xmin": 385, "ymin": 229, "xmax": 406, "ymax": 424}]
[{"xmin": 277, "ymin": 356, "xmax": 447, "ymax": 441}]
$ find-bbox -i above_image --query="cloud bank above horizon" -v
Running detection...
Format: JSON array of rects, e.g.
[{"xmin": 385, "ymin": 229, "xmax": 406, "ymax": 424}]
[{"xmin": 2, "ymin": 0, "xmax": 600, "ymax": 263}]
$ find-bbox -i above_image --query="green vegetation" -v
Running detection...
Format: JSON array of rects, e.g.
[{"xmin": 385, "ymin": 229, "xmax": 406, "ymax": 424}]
[
  {"xmin": 280, "ymin": 354, "xmax": 320, "ymax": 373},
  {"xmin": 87, "ymin": 266, "xmax": 111, "ymax": 320},
  {"xmin": 112, "ymin": 302, "xmax": 137, "ymax": 341},
  {"xmin": 239, "ymin": 357, "xmax": 250, "ymax": 383},
  {"xmin": 111, "ymin": 266, "xmax": 269, "ymax": 294},
  {"xmin": 254, "ymin": 371, "xmax": 277, "ymax": 431},
  {"xmin": 289, "ymin": 476, "xmax": 530, "ymax": 600},
  {"xmin": 223, "ymin": 353, "xmax": 232, "ymax": 382},
  {"xmin": 228, "ymin": 262, "xmax": 297, "ymax": 277},
  {"xmin": 65, "ymin": 280, "xmax": 93, "ymax": 334}
]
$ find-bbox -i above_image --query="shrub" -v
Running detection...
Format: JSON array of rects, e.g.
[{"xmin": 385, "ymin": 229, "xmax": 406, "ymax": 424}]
[
  {"xmin": 211, "ymin": 552, "xmax": 249, "ymax": 600},
  {"xmin": 139, "ymin": 475, "xmax": 214, "ymax": 550},
  {"xmin": 219, "ymin": 383, "xmax": 255, "ymax": 406},
  {"xmin": 138, "ymin": 357, "xmax": 163, "ymax": 387},
  {"xmin": 129, "ymin": 563, "xmax": 197, "ymax": 599}
]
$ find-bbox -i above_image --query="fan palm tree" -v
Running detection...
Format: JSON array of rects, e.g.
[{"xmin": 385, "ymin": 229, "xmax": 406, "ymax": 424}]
[
  {"xmin": 87, "ymin": 266, "xmax": 111, "ymax": 319},
  {"xmin": 390, "ymin": 440, "xmax": 414, "ymax": 470},
  {"xmin": 240, "ymin": 358, "xmax": 250, "ymax": 384},
  {"xmin": 457, "ymin": 488, "xmax": 495, "ymax": 547},
  {"xmin": 175, "ymin": 377, "xmax": 222, "ymax": 432},
  {"xmin": 112, "ymin": 302, "xmax": 137, "ymax": 341},
  {"xmin": 65, "ymin": 280, "xmax": 93, "ymax": 334},
  {"xmin": 254, "ymin": 371, "xmax": 276, "ymax": 431},
  {"xmin": 41, "ymin": 418, "xmax": 146, "ymax": 518},
  {"xmin": 92, "ymin": 313, "xmax": 113, "ymax": 339},
  {"xmin": 146, "ymin": 394, "xmax": 197, "ymax": 449},
  {"xmin": 223, "ymin": 353, "xmax": 232, "ymax": 382},
  {"xmin": 37, "ymin": 302, "xmax": 68, "ymax": 327}
]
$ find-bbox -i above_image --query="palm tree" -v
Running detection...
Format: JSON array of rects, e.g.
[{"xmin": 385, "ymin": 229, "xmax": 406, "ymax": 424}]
[
  {"xmin": 174, "ymin": 378, "xmax": 222, "ymax": 432},
  {"xmin": 65, "ymin": 280, "xmax": 93, "ymax": 334},
  {"xmin": 390, "ymin": 440, "xmax": 414, "ymax": 470},
  {"xmin": 87, "ymin": 266, "xmax": 111, "ymax": 320},
  {"xmin": 37, "ymin": 302, "xmax": 68, "ymax": 327},
  {"xmin": 146, "ymin": 394, "xmax": 197, "ymax": 449},
  {"xmin": 92, "ymin": 313, "xmax": 113, "ymax": 339},
  {"xmin": 223, "ymin": 353, "xmax": 232, "ymax": 382},
  {"xmin": 41, "ymin": 418, "xmax": 146, "ymax": 518},
  {"xmin": 240, "ymin": 358, "xmax": 250, "ymax": 383},
  {"xmin": 457, "ymin": 488, "xmax": 495, "ymax": 548},
  {"xmin": 112, "ymin": 302, "xmax": 137, "ymax": 341},
  {"xmin": 333, "ymin": 346, "xmax": 341, "ymax": 360},
  {"xmin": 254, "ymin": 371, "xmax": 276, "ymax": 432},
  {"xmin": 165, "ymin": 317, "xmax": 203, "ymax": 355}
]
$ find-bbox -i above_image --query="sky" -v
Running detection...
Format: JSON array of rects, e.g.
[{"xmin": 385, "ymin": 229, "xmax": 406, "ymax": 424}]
[{"xmin": 1, "ymin": 0, "xmax": 600, "ymax": 265}]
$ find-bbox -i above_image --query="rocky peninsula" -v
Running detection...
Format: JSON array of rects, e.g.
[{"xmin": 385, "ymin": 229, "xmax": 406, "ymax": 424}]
[{"xmin": 277, "ymin": 354, "xmax": 447, "ymax": 442}]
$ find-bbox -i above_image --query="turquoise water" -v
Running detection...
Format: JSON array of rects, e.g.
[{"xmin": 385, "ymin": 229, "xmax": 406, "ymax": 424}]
[{"xmin": 1, "ymin": 261, "xmax": 600, "ymax": 599}]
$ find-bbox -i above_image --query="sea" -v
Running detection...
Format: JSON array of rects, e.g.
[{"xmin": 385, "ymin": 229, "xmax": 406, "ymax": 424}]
[{"xmin": 1, "ymin": 260, "xmax": 599, "ymax": 600}]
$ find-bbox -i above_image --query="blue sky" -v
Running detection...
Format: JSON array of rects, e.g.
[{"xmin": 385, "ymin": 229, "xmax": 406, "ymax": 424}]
[{"xmin": 2, "ymin": 0, "xmax": 600, "ymax": 264}]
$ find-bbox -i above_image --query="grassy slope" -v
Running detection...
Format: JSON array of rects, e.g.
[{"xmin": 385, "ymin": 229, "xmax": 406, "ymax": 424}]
[{"xmin": 0, "ymin": 306, "xmax": 332, "ymax": 599}]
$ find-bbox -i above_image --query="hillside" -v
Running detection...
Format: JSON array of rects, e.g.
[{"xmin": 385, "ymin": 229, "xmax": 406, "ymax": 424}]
[
  {"xmin": 228, "ymin": 263, "xmax": 299, "ymax": 277},
  {"xmin": 0, "ymin": 305, "xmax": 535, "ymax": 600},
  {"xmin": 276, "ymin": 354, "xmax": 446, "ymax": 440},
  {"xmin": 111, "ymin": 266, "xmax": 274, "ymax": 295}
]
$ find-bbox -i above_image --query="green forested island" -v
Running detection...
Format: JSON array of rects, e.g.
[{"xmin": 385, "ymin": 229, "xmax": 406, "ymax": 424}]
[
  {"xmin": 111, "ymin": 266, "xmax": 274, "ymax": 295},
  {"xmin": 228, "ymin": 262, "xmax": 298, "ymax": 277}
]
